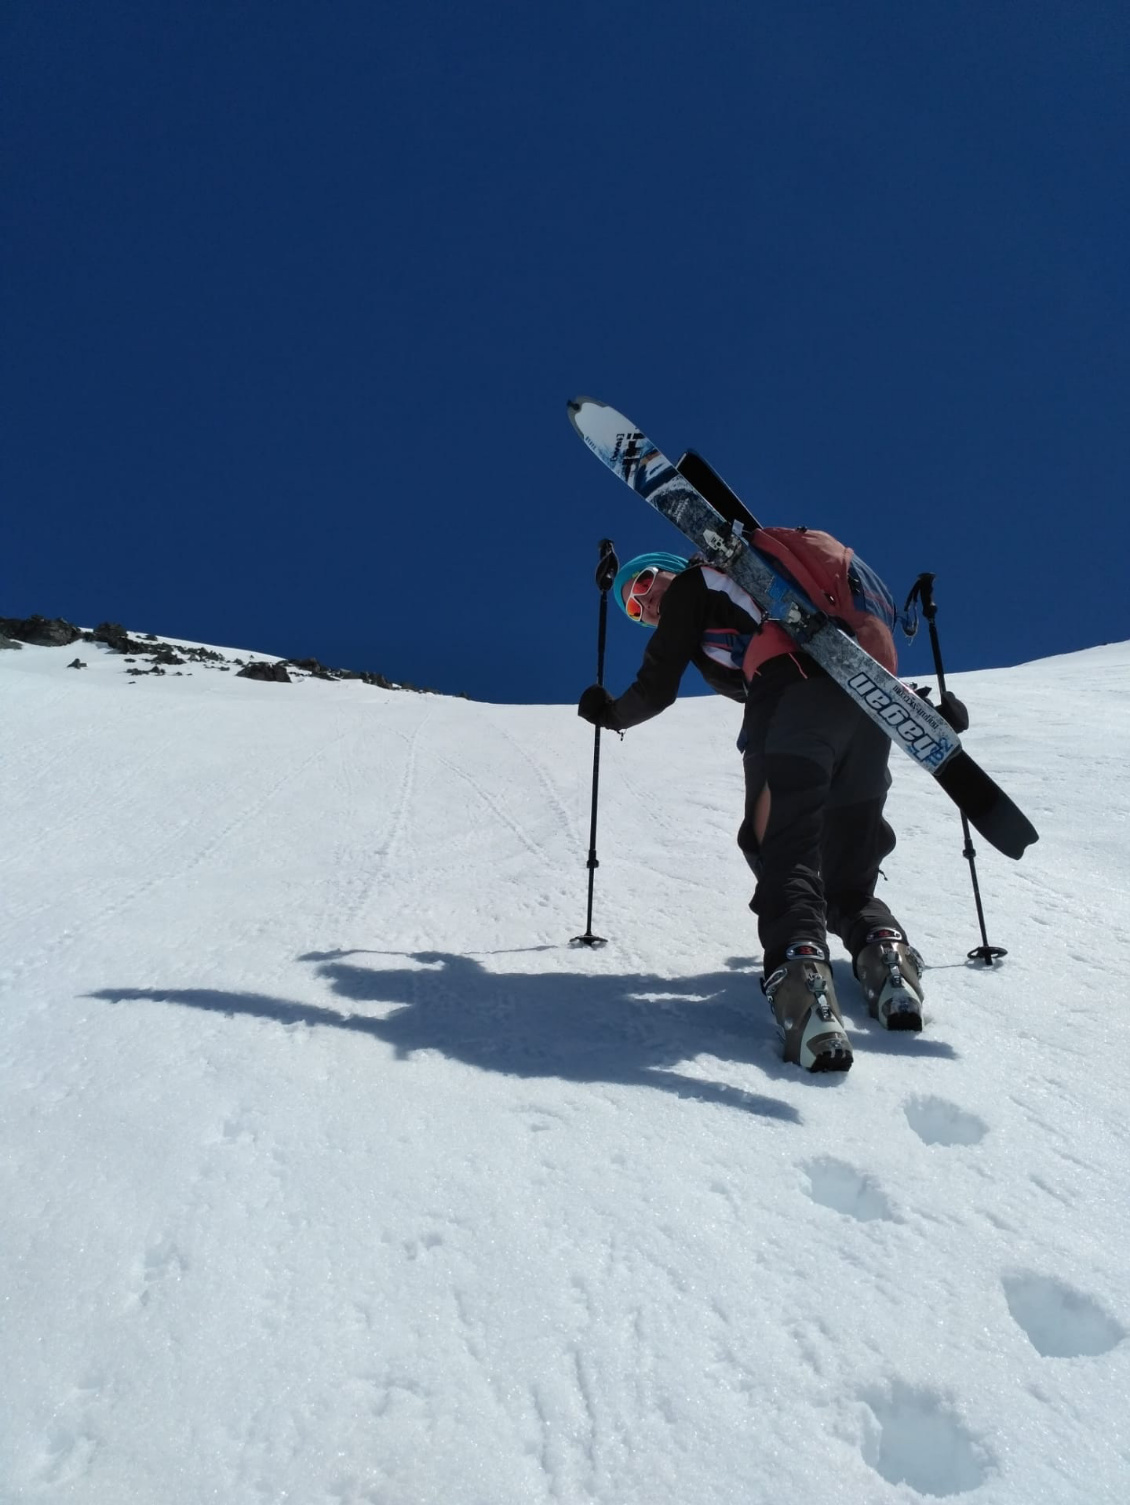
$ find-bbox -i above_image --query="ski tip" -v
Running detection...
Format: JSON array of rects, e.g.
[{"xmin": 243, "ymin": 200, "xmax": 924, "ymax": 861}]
[
  {"xmin": 567, "ymin": 395, "xmax": 600, "ymax": 427},
  {"xmin": 566, "ymin": 396, "xmax": 606, "ymax": 442}
]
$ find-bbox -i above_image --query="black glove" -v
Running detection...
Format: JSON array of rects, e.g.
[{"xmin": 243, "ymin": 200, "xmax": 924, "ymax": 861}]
[
  {"xmin": 938, "ymin": 689, "xmax": 969, "ymax": 732},
  {"xmin": 912, "ymin": 683, "xmax": 969, "ymax": 733},
  {"xmin": 577, "ymin": 684, "xmax": 615, "ymax": 728}
]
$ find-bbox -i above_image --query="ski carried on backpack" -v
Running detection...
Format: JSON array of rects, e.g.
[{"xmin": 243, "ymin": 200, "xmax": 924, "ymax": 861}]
[{"xmin": 568, "ymin": 396, "xmax": 1038, "ymax": 861}]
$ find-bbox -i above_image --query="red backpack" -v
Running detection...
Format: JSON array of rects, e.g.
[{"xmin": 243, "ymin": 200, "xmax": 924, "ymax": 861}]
[{"xmin": 741, "ymin": 527, "xmax": 899, "ymax": 679}]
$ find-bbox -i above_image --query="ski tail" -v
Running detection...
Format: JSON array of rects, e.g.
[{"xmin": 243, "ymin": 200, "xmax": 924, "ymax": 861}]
[
  {"xmin": 675, "ymin": 450, "xmax": 761, "ymax": 536},
  {"xmin": 934, "ymin": 751, "xmax": 1038, "ymax": 858}
]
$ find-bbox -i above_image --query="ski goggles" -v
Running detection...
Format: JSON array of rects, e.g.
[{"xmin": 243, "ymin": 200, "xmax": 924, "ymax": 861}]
[{"xmin": 624, "ymin": 568, "xmax": 658, "ymax": 622}]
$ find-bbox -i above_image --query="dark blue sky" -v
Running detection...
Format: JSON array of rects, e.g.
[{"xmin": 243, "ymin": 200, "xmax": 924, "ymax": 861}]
[{"xmin": 4, "ymin": 1, "xmax": 1127, "ymax": 703}]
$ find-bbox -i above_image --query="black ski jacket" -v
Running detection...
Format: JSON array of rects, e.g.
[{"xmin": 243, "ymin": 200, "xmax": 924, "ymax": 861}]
[{"xmin": 605, "ymin": 567, "xmax": 755, "ymax": 731}]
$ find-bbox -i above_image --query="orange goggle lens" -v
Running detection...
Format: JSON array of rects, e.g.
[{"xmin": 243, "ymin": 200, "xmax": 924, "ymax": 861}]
[{"xmin": 625, "ymin": 568, "xmax": 657, "ymax": 621}]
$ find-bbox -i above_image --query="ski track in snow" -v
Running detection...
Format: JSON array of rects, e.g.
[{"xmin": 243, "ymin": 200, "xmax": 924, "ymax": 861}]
[
  {"xmin": 478, "ymin": 707, "xmax": 582, "ymax": 848},
  {"xmin": 1, "ymin": 715, "xmax": 361, "ymax": 1003},
  {"xmin": 319, "ymin": 709, "xmax": 434, "ymax": 939},
  {"xmin": 1, "ymin": 639, "xmax": 1129, "ymax": 1504}
]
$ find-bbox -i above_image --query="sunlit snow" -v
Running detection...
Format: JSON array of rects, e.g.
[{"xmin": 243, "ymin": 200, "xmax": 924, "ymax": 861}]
[{"xmin": 2, "ymin": 633, "xmax": 1128, "ymax": 1504}]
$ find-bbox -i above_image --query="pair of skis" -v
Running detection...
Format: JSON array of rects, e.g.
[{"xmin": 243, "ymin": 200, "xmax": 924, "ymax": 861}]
[{"xmin": 568, "ymin": 396, "xmax": 1038, "ymax": 862}]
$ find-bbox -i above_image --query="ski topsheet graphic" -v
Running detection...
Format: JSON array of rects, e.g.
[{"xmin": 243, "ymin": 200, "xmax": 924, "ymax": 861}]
[{"xmin": 568, "ymin": 396, "xmax": 1038, "ymax": 860}]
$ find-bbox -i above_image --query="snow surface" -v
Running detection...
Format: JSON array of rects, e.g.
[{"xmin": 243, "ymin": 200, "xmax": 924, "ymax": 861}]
[{"xmin": 2, "ymin": 633, "xmax": 1128, "ymax": 1505}]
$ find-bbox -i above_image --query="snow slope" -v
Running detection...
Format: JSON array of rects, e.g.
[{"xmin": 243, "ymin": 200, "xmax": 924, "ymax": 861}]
[{"xmin": 2, "ymin": 634, "xmax": 1128, "ymax": 1505}]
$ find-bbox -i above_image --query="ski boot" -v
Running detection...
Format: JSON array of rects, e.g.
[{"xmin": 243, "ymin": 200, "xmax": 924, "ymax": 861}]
[
  {"xmin": 855, "ymin": 927, "xmax": 925, "ymax": 1032},
  {"xmin": 762, "ymin": 941, "xmax": 853, "ymax": 1073}
]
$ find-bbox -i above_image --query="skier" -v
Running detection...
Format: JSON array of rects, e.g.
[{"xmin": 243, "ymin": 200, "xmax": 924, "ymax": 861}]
[{"xmin": 577, "ymin": 551, "xmax": 964, "ymax": 1074}]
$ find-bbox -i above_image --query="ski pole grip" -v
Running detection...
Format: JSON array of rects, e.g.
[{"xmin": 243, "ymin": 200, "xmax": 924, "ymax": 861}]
[
  {"xmin": 909, "ymin": 571, "xmax": 938, "ymax": 619},
  {"xmin": 595, "ymin": 538, "xmax": 619, "ymax": 592}
]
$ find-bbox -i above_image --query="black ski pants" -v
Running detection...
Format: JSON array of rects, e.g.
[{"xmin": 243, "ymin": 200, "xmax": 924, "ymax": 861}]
[{"xmin": 737, "ymin": 658, "xmax": 903, "ymax": 976}]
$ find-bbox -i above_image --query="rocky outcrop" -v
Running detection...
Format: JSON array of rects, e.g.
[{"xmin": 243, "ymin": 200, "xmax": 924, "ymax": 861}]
[
  {"xmin": 286, "ymin": 656, "xmax": 338, "ymax": 680},
  {"xmin": 89, "ymin": 622, "xmax": 142, "ymax": 654},
  {"xmin": 0, "ymin": 615, "xmax": 82, "ymax": 646},
  {"xmin": 236, "ymin": 661, "xmax": 292, "ymax": 683},
  {"xmin": 0, "ymin": 613, "xmax": 448, "ymax": 694}
]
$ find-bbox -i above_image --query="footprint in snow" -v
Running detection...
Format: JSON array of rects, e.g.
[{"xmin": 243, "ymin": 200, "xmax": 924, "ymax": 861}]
[
  {"xmin": 1002, "ymin": 1272, "xmax": 1126, "ymax": 1358},
  {"xmin": 24, "ymin": 1372, "xmax": 107, "ymax": 1488},
  {"xmin": 403, "ymin": 1232, "xmax": 445, "ymax": 1261},
  {"xmin": 802, "ymin": 1157, "xmax": 896, "ymax": 1223},
  {"xmin": 904, "ymin": 1095, "xmax": 988, "ymax": 1147},
  {"xmin": 29, "ymin": 1425, "xmax": 100, "ymax": 1489},
  {"xmin": 125, "ymin": 1238, "xmax": 187, "ymax": 1309},
  {"xmin": 860, "ymin": 1381, "xmax": 991, "ymax": 1496}
]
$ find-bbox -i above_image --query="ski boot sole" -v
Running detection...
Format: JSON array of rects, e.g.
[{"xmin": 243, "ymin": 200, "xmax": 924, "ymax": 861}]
[
  {"xmin": 809, "ymin": 1041, "xmax": 854, "ymax": 1072},
  {"xmin": 874, "ymin": 1003, "xmax": 923, "ymax": 1033}
]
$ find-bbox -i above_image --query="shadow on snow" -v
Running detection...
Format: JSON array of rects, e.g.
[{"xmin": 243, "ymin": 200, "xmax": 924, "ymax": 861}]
[
  {"xmin": 91, "ymin": 951, "xmax": 806, "ymax": 1122},
  {"xmin": 90, "ymin": 949, "xmax": 954, "ymax": 1120}
]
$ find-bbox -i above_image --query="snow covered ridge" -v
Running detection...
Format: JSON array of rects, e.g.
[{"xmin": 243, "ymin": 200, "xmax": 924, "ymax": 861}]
[
  {"xmin": 0, "ymin": 612, "xmax": 450, "ymax": 693},
  {"xmin": 2, "ymin": 637, "xmax": 1129, "ymax": 1504}
]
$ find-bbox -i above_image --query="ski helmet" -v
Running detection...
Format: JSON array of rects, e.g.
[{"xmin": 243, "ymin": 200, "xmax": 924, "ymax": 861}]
[{"xmin": 612, "ymin": 552, "xmax": 689, "ymax": 624}]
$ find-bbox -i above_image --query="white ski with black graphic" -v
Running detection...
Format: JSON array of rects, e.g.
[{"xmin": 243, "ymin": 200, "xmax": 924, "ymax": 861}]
[{"xmin": 568, "ymin": 396, "xmax": 1038, "ymax": 860}]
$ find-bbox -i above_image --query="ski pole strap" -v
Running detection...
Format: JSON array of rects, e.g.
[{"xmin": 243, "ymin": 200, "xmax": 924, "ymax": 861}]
[
  {"xmin": 904, "ymin": 572, "xmax": 937, "ymax": 618},
  {"xmin": 901, "ymin": 571, "xmax": 939, "ymax": 641},
  {"xmin": 595, "ymin": 538, "xmax": 619, "ymax": 592}
]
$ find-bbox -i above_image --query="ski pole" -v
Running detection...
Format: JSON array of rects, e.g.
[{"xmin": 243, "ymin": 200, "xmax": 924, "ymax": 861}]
[
  {"xmin": 571, "ymin": 538, "xmax": 618, "ymax": 947},
  {"xmin": 905, "ymin": 572, "xmax": 1006, "ymax": 965}
]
